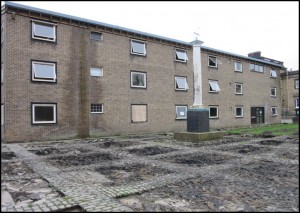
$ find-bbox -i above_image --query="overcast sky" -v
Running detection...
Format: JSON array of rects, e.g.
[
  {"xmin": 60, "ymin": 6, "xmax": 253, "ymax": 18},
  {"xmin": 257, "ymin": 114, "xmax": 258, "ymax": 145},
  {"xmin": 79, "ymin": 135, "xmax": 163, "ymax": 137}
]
[{"xmin": 3, "ymin": 1, "xmax": 299, "ymax": 70}]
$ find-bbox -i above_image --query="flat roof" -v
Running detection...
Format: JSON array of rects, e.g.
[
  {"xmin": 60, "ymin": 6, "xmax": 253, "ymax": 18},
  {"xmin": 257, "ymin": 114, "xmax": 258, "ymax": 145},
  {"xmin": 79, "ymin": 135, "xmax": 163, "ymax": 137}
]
[{"xmin": 3, "ymin": 1, "xmax": 285, "ymax": 68}]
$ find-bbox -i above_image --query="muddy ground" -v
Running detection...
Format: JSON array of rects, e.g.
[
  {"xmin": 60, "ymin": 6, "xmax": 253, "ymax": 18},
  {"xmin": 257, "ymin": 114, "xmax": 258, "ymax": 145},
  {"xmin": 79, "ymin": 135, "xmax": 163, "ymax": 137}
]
[{"xmin": 1, "ymin": 132, "xmax": 299, "ymax": 212}]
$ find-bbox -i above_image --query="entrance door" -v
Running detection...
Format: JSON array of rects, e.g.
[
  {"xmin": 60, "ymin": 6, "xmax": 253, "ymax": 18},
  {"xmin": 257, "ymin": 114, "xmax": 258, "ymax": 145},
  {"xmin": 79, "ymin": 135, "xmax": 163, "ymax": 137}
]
[{"xmin": 251, "ymin": 107, "xmax": 264, "ymax": 124}]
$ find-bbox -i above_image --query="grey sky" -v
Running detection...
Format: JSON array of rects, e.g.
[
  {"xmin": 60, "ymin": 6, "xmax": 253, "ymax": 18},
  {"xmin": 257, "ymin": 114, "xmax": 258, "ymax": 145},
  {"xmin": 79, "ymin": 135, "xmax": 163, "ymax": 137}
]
[{"xmin": 3, "ymin": 1, "xmax": 299, "ymax": 70}]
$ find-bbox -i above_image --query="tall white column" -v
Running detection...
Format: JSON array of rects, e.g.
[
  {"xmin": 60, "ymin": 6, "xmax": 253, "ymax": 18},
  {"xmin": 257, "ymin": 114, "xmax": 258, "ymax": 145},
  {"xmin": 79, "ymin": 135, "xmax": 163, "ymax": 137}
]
[{"xmin": 191, "ymin": 39, "xmax": 204, "ymax": 108}]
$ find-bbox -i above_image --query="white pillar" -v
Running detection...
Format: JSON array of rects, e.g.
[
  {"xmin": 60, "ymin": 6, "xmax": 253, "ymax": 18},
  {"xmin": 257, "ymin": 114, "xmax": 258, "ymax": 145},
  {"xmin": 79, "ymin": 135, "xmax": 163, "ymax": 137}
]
[{"xmin": 191, "ymin": 39, "xmax": 204, "ymax": 108}]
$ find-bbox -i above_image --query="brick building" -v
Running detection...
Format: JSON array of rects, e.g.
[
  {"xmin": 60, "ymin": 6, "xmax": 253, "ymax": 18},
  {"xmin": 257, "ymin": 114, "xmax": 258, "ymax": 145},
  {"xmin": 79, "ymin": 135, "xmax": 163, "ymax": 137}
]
[
  {"xmin": 280, "ymin": 70, "xmax": 299, "ymax": 118},
  {"xmin": 1, "ymin": 2, "xmax": 285, "ymax": 142}
]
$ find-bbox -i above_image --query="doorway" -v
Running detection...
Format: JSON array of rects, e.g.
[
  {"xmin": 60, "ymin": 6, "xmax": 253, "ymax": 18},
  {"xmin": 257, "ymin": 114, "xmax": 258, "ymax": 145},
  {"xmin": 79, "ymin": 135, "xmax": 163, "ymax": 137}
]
[{"xmin": 251, "ymin": 107, "xmax": 264, "ymax": 124}]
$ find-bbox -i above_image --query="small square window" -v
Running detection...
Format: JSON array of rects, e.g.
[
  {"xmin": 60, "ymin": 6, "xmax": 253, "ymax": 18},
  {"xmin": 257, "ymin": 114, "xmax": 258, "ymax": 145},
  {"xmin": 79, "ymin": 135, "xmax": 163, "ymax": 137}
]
[
  {"xmin": 32, "ymin": 20, "xmax": 56, "ymax": 42},
  {"xmin": 32, "ymin": 103, "xmax": 57, "ymax": 124},
  {"xmin": 131, "ymin": 71, "xmax": 146, "ymax": 88},
  {"xmin": 90, "ymin": 67, "xmax": 103, "ymax": 77},
  {"xmin": 90, "ymin": 32, "xmax": 103, "ymax": 41},
  {"xmin": 235, "ymin": 106, "xmax": 243, "ymax": 118},
  {"xmin": 175, "ymin": 106, "xmax": 187, "ymax": 119},
  {"xmin": 131, "ymin": 105, "xmax": 147, "ymax": 122},
  {"xmin": 209, "ymin": 80, "xmax": 220, "ymax": 93},
  {"xmin": 271, "ymin": 107, "xmax": 277, "ymax": 116},
  {"xmin": 208, "ymin": 56, "xmax": 217, "ymax": 67},
  {"xmin": 131, "ymin": 40, "xmax": 146, "ymax": 56},
  {"xmin": 175, "ymin": 76, "xmax": 188, "ymax": 91},
  {"xmin": 209, "ymin": 106, "xmax": 219, "ymax": 118},
  {"xmin": 295, "ymin": 79, "xmax": 299, "ymax": 89},
  {"xmin": 270, "ymin": 70, "xmax": 277, "ymax": 78},
  {"xmin": 91, "ymin": 104, "xmax": 103, "ymax": 113},
  {"xmin": 175, "ymin": 49, "xmax": 188, "ymax": 62},
  {"xmin": 32, "ymin": 61, "xmax": 56, "ymax": 82},
  {"xmin": 271, "ymin": 87, "xmax": 277, "ymax": 97},
  {"xmin": 235, "ymin": 83, "xmax": 243, "ymax": 95},
  {"xmin": 235, "ymin": 62, "xmax": 243, "ymax": 72}
]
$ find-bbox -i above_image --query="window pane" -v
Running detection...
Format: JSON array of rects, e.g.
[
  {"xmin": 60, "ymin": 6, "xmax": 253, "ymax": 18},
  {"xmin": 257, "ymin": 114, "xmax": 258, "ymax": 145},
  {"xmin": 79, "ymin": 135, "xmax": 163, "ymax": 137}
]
[
  {"xmin": 209, "ymin": 81, "xmax": 220, "ymax": 91},
  {"xmin": 91, "ymin": 104, "xmax": 103, "ymax": 113},
  {"xmin": 209, "ymin": 57, "xmax": 217, "ymax": 66},
  {"xmin": 176, "ymin": 50, "xmax": 187, "ymax": 61},
  {"xmin": 34, "ymin": 63, "xmax": 55, "ymax": 79},
  {"xmin": 90, "ymin": 67, "xmax": 103, "ymax": 76},
  {"xmin": 176, "ymin": 106, "xmax": 187, "ymax": 119},
  {"xmin": 210, "ymin": 107, "xmax": 218, "ymax": 117},
  {"xmin": 34, "ymin": 22, "xmax": 54, "ymax": 38},
  {"xmin": 176, "ymin": 77, "xmax": 187, "ymax": 89},
  {"xmin": 132, "ymin": 41, "xmax": 145, "ymax": 54},
  {"xmin": 235, "ymin": 62, "xmax": 242, "ymax": 71},
  {"xmin": 236, "ymin": 107, "xmax": 243, "ymax": 116},
  {"xmin": 132, "ymin": 105, "xmax": 147, "ymax": 122},
  {"xmin": 236, "ymin": 84, "xmax": 242, "ymax": 93},
  {"xmin": 132, "ymin": 73, "xmax": 145, "ymax": 86},
  {"xmin": 34, "ymin": 106, "xmax": 54, "ymax": 122},
  {"xmin": 90, "ymin": 32, "xmax": 102, "ymax": 40}
]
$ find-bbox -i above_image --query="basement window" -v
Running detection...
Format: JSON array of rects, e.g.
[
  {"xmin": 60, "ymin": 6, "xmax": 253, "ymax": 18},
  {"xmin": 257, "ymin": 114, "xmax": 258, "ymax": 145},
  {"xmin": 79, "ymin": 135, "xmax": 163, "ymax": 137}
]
[
  {"xmin": 131, "ymin": 71, "xmax": 147, "ymax": 88},
  {"xmin": 209, "ymin": 80, "xmax": 220, "ymax": 93},
  {"xmin": 32, "ymin": 20, "xmax": 56, "ymax": 42},
  {"xmin": 175, "ymin": 76, "xmax": 188, "ymax": 91},
  {"xmin": 131, "ymin": 104, "xmax": 147, "ymax": 122},
  {"xmin": 32, "ymin": 61, "xmax": 56, "ymax": 83},
  {"xmin": 209, "ymin": 105, "xmax": 219, "ymax": 119},
  {"xmin": 175, "ymin": 49, "xmax": 188, "ymax": 62},
  {"xmin": 32, "ymin": 103, "xmax": 57, "ymax": 124},
  {"xmin": 131, "ymin": 40, "xmax": 146, "ymax": 56},
  {"xmin": 175, "ymin": 106, "xmax": 187, "ymax": 120},
  {"xmin": 91, "ymin": 104, "xmax": 103, "ymax": 113},
  {"xmin": 270, "ymin": 70, "xmax": 277, "ymax": 78},
  {"xmin": 271, "ymin": 107, "xmax": 278, "ymax": 116}
]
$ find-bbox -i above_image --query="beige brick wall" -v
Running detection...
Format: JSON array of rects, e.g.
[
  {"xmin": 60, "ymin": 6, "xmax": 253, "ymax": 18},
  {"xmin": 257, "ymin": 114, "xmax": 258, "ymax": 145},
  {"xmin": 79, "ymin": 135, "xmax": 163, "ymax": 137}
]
[
  {"xmin": 201, "ymin": 50, "xmax": 282, "ymax": 129},
  {"xmin": 281, "ymin": 72, "xmax": 299, "ymax": 116}
]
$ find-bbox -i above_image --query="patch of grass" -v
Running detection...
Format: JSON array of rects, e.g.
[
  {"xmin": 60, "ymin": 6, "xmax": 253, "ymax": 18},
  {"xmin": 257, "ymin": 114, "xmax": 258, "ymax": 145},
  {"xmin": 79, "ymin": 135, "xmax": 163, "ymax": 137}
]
[{"xmin": 226, "ymin": 123, "xmax": 299, "ymax": 136}]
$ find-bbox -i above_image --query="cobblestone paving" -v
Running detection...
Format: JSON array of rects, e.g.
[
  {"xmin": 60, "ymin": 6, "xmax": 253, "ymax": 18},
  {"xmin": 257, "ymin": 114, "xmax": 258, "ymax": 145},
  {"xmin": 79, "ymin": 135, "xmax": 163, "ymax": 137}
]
[{"xmin": 1, "ymin": 134, "xmax": 299, "ymax": 212}]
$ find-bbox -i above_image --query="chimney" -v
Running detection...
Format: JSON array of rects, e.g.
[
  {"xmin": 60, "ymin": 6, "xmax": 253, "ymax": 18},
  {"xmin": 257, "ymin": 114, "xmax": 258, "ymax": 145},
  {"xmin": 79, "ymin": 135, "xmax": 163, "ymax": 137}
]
[{"xmin": 248, "ymin": 51, "xmax": 261, "ymax": 59}]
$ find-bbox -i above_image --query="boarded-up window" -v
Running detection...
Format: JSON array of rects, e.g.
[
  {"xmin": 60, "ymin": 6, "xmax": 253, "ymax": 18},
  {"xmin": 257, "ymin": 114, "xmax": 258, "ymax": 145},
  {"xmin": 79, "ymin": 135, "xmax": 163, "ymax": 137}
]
[{"xmin": 132, "ymin": 105, "xmax": 147, "ymax": 122}]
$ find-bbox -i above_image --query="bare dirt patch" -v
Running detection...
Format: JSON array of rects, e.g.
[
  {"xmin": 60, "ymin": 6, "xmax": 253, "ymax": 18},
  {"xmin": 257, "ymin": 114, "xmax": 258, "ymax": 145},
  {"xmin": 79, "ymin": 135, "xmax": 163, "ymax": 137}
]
[
  {"xmin": 93, "ymin": 141, "xmax": 141, "ymax": 149},
  {"xmin": 128, "ymin": 146, "xmax": 178, "ymax": 156},
  {"xmin": 218, "ymin": 144, "xmax": 271, "ymax": 154}
]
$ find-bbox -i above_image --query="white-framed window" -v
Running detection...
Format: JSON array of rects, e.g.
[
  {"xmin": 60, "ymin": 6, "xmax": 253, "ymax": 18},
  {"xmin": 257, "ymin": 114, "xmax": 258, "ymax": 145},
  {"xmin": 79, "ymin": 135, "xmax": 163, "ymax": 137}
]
[
  {"xmin": 295, "ymin": 79, "xmax": 299, "ymax": 89},
  {"xmin": 175, "ymin": 49, "xmax": 188, "ymax": 62},
  {"xmin": 131, "ymin": 40, "xmax": 146, "ymax": 56},
  {"xmin": 209, "ymin": 80, "xmax": 221, "ymax": 93},
  {"xmin": 90, "ymin": 67, "xmax": 103, "ymax": 77},
  {"xmin": 250, "ymin": 63, "xmax": 264, "ymax": 73},
  {"xmin": 235, "ymin": 106, "xmax": 243, "ymax": 118},
  {"xmin": 235, "ymin": 83, "xmax": 243, "ymax": 95},
  {"xmin": 271, "ymin": 107, "xmax": 278, "ymax": 116},
  {"xmin": 1, "ymin": 103, "xmax": 4, "ymax": 126},
  {"xmin": 32, "ymin": 20, "xmax": 56, "ymax": 42},
  {"xmin": 90, "ymin": 31, "xmax": 103, "ymax": 41},
  {"xmin": 208, "ymin": 55, "xmax": 217, "ymax": 68},
  {"xmin": 1, "ymin": 62, "xmax": 3, "ymax": 84},
  {"xmin": 131, "ymin": 104, "xmax": 147, "ymax": 122},
  {"xmin": 32, "ymin": 103, "xmax": 57, "ymax": 124},
  {"xmin": 235, "ymin": 61, "xmax": 243, "ymax": 72},
  {"xmin": 271, "ymin": 87, "xmax": 277, "ymax": 97},
  {"xmin": 209, "ymin": 105, "xmax": 219, "ymax": 118},
  {"xmin": 91, "ymin": 104, "xmax": 103, "ymax": 113},
  {"xmin": 131, "ymin": 71, "xmax": 147, "ymax": 88},
  {"xmin": 295, "ymin": 98, "xmax": 299, "ymax": 108},
  {"xmin": 175, "ymin": 105, "xmax": 187, "ymax": 120},
  {"xmin": 32, "ymin": 61, "xmax": 56, "ymax": 82},
  {"xmin": 175, "ymin": 76, "xmax": 189, "ymax": 91},
  {"xmin": 270, "ymin": 70, "xmax": 277, "ymax": 78}
]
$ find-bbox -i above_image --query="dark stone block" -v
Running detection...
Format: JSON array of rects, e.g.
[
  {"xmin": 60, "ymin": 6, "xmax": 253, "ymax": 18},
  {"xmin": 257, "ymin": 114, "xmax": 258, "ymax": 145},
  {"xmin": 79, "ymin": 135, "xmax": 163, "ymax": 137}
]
[{"xmin": 187, "ymin": 109, "xmax": 209, "ymax": 132}]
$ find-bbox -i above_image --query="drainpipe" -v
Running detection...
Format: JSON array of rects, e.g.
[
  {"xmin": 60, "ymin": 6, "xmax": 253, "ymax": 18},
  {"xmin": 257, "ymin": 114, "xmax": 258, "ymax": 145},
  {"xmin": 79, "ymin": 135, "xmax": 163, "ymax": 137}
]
[{"xmin": 191, "ymin": 39, "xmax": 204, "ymax": 108}]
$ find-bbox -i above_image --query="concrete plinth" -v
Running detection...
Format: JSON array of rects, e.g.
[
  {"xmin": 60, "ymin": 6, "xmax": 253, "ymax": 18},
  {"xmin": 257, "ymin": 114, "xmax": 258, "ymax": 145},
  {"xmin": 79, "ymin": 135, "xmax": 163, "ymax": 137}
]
[
  {"xmin": 174, "ymin": 131, "xmax": 224, "ymax": 142},
  {"xmin": 187, "ymin": 108, "xmax": 209, "ymax": 132}
]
